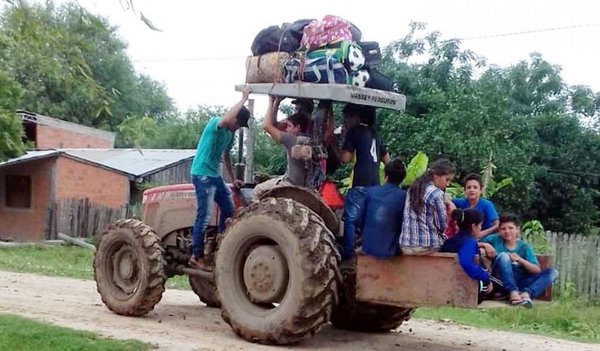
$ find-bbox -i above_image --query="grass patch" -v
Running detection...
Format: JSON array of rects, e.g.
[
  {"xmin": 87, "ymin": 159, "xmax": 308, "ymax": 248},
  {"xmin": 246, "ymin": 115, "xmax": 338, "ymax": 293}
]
[
  {"xmin": 414, "ymin": 298, "xmax": 599, "ymax": 343},
  {"xmin": 0, "ymin": 313, "xmax": 153, "ymax": 351},
  {"xmin": 2, "ymin": 245, "xmax": 599, "ymax": 343},
  {"xmin": 0, "ymin": 245, "xmax": 190, "ymax": 289}
]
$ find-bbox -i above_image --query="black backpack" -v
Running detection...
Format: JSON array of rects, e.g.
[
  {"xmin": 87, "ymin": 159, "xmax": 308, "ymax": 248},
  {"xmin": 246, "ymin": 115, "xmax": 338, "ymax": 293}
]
[{"xmin": 251, "ymin": 25, "xmax": 299, "ymax": 55}]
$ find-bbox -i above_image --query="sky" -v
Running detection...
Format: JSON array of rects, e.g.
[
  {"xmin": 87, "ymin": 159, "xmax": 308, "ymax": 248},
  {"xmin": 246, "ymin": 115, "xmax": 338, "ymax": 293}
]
[{"xmin": 52, "ymin": 0, "xmax": 600, "ymax": 116}]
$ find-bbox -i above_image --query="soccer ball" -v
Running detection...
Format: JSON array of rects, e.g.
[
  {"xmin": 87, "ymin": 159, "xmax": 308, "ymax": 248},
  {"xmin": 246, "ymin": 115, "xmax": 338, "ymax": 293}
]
[
  {"xmin": 347, "ymin": 45, "xmax": 365, "ymax": 71},
  {"xmin": 351, "ymin": 70, "xmax": 370, "ymax": 87}
]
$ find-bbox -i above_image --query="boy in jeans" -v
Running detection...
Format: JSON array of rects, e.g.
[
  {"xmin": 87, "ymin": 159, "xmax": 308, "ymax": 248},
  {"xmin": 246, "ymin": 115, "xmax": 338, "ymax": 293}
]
[
  {"xmin": 481, "ymin": 213, "xmax": 558, "ymax": 307},
  {"xmin": 189, "ymin": 87, "xmax": 251, "ymax": 270}
]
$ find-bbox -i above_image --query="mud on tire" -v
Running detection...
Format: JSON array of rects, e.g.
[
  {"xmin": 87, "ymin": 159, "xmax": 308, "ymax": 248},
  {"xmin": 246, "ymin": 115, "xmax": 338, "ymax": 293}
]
[
  {"xmin": 331, "ymin": 302, "xmax": 414, "ymax": 332},
  {"xmin": 215, "ymin": 197, "xmax": 340, "ymax": 345},
  {"xmin": 94, "ymin": 219, "xmax": 166, "ymax": 316}
]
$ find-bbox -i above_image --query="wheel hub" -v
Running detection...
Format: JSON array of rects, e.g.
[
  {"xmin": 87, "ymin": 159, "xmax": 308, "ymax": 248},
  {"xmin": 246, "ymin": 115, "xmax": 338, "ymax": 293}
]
[
  {"xmin": 243, "ymin": 245, "xmax": 288, "ymax": 304},
  {"xmin": 112, "ymin": 245, "xmax": 139, "ymax": 294}
]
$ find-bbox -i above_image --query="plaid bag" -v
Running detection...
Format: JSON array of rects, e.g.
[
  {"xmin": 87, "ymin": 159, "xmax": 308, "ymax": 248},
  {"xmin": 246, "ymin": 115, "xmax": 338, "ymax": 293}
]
[{"xmin": 300, "ymin": 15, "xmax": 353, "ymax": 50}]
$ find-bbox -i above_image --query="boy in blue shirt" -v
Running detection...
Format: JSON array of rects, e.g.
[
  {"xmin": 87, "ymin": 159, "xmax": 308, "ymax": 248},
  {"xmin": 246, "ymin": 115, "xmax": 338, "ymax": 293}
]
[
  {"xmin": 189, "ymin": 87, "xmax": 251, "ymax": 270},
  {"xmin": 452, "ymin": 173, "xmax": 499, "ymax": 239},
  {"xmin": 481, "ymin": 213, "xmax": 558, "ymax": 307},
  {"xmin": 357, "ymin": 157, "xmax": 406, "ymax": 258}
]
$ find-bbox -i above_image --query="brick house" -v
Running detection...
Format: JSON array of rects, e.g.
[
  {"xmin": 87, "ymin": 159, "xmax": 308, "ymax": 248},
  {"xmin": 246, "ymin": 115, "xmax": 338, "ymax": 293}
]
[
  {"xmin": 0, "ymin": 149, "xmax": 195, "ymax": 241},
  {"xmin": 19, "ymin": 110, "xmax": 116, "ymax": 148},
  {"xmin": 0, "ymin": 111, "xmax": 196, "ymax": 241}
]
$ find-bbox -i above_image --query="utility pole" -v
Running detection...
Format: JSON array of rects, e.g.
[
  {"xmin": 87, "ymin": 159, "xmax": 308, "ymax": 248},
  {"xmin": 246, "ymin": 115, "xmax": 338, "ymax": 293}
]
[{"xmin": 244, "ymin": 99, "xmax": 255, "ymax": 184}]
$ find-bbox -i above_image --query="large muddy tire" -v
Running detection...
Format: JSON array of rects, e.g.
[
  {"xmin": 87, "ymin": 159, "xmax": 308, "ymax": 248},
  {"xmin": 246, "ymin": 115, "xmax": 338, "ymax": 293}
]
[
  {"xmin": 189, "ymin": 276, "xmax": 220, "ymax": 308},
  {"xmin": 331, "ymin": 303, "xmax": 414, "ymax": 332},
  {"xmin": 94, "ymin": 219, "xmax": 166, "ymax": 316},
  {"xmin": 215, "ymin": 197, "xmax": 340, "ymax": 345},
  {"xmin": 331, "ymin": 269, "xmax": 414, "ymax": 332}
]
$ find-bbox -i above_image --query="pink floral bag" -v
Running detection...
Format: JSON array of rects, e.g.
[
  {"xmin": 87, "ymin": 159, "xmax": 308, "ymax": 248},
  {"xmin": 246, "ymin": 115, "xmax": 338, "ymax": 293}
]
[{"xmin": 301, "ymin": 15, "xmax": 353, "ymax": 50}]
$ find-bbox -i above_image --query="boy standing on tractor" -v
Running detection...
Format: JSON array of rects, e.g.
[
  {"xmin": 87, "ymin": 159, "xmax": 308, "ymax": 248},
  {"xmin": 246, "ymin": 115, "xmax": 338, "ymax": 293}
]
[
  {"xmin": 189, "ymin": 87, "xmax": 251, "ymax": 270},
  {"xmin": 253, "ymin": 95, "xmax": 311, "ymax": 197},
  {"xmin": 340, "ymin": 104, "xmax": 390, "ymax": 261}
]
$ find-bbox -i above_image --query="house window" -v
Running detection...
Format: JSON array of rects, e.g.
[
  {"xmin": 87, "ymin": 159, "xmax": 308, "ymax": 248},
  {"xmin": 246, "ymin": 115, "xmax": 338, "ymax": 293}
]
[{"xmin": 5, "ymin": 175, "xmax": 32, "ymax": 208}]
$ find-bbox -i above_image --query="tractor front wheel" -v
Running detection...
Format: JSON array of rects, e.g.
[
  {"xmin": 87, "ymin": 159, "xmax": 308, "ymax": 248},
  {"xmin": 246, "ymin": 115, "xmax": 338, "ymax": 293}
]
[{"xmin": 94, "ymin": 219, "xmax": 166, "ymax": 316}]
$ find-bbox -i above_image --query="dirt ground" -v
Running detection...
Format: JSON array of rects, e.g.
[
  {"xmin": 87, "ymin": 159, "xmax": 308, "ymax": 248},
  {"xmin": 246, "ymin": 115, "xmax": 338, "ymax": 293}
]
[{"xmin": 0, "ymin": 270, "xmax": 598, "ymax": 351}]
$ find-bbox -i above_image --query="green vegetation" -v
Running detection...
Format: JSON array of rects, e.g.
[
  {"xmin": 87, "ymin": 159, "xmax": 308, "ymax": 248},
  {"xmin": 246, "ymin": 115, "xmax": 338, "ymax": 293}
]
[
  {"xmin": 377, "ymin": 22, "xmax": 600, "ymax": 234},
  {"xmin": 0, "ymin": 314, "xmax": 153, "ymax": 351},
  {"xmin": 1, "ymin": 245, "xmax": 599, "ymax": 343},
  {"xmin": 415, "ymin": 298, "xmax": 599, "ymax": 343},
  {"xmin": 0, "ymin": 245, "xmax": 189, "ymax": 289},
  {"xmin": 1, "ymin": 2, "xmax": 600, "ymax": 233}
]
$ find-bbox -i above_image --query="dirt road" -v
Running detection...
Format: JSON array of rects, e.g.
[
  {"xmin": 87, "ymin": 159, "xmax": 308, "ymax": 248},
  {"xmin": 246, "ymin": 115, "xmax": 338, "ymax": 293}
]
[{"xmin": 0, "ymin": 270, "xmax": 597, "ymax": 351}]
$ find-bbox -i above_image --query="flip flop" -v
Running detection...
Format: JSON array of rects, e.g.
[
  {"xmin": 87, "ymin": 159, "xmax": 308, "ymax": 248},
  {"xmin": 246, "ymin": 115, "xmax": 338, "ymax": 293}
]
[
  {"xmin": 520, "ymin": 298, "xmax": 533, "ymax": 309},
  {"xmin": 509, "ymin": 298, "xmax": 523, "ymax": 306}
]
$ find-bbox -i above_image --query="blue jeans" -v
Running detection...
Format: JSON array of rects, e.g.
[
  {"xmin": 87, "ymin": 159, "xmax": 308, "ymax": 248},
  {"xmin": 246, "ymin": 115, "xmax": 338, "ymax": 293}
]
[
  {"xmin": 342, "ymin": 186, "xmax": 367, "ymax": 260},
  {"xmin": 191, "ymin": 175, "xmax": 234, "ymax": 258},
  {"xmin": 492, "ymin": 252, "xmax": 559, "ymax": 298}
]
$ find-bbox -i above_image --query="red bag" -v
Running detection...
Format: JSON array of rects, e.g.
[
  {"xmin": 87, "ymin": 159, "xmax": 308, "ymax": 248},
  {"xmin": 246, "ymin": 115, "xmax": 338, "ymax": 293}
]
[
  {"xmin": 320, "ymin": 180, "xmax": 344, "ymax": 209},
  {"xmin": 444, "ymin": 201, "xmax": 458, "ymax": 238},
  {"xmin": 301, "ymin": 15, "xmax": 353, "ymax": 50}
]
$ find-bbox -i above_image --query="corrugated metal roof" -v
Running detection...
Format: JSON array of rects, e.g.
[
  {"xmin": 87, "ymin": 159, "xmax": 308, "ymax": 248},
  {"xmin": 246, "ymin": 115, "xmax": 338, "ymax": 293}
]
[
  {"xmin": 0, "ymin": 149, "xmax": 196, "ymax": 179},
  {"xmin": 60, "ymin": 149, "xmax": 196, "ymax": 178},
  {"xmin": 0, "ymin": 150, "xmax": 60, "ymax": 167}
]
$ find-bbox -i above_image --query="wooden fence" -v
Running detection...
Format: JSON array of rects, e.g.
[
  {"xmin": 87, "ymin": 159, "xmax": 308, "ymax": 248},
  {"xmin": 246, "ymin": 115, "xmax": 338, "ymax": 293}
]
[
  {"xmin": 544, "ymin": 231, "xmax": 600, "ymax": 300},
  {"xmin": 45, "ymin": 200, "xmax": 600, "ymax": 300},
  {"xmin": 46, "ymin": 199, "xmax": 141, "ymax": 240}
]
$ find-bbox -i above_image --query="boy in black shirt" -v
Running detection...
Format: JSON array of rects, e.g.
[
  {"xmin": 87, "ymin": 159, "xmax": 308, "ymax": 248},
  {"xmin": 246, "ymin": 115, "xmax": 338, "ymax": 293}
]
[{"xmin": 339, "ymin": 104, "xmax": 390, "ymax": 260}]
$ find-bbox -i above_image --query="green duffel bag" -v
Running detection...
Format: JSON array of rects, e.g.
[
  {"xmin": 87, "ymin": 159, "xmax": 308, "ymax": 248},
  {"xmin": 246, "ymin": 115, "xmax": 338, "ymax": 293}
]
[{"xmin": 305, "ymin": 40, "xmax": 365, "ymax": 72}]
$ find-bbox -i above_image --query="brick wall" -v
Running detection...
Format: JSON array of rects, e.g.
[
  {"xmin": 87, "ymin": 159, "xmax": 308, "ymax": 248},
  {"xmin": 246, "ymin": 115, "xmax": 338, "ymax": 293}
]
[
  {"xmin": 0, "ymin": 158, "xmax": 54, "ymax": 241},
  {"xmin": 55, "ymin": 156, "xmax": 129, "ymax": 208},
  {"xmin": 36, "ymin": 124, "xmax": 113, "ymax": 149}
]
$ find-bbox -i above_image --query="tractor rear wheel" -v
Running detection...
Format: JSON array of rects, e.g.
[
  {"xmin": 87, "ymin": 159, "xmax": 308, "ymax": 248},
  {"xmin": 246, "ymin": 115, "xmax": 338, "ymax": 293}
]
[
  {"xmin": 189, "ymin": 276, "xmax": 220, "ymax": 308},
  {"xmin": 331, "ymin": 269, "xmax": 414, "ymax": 332},
  {"xmin": 331, "ymin": 303, "xmax": 414, "ymax": 332},
  {"xmin": 215, "ymin": 197, "xmax": 340, "ymax": 345},
  {"xmin": 94, "ymin": 219, "xmax": 166, "ymax": 316}
]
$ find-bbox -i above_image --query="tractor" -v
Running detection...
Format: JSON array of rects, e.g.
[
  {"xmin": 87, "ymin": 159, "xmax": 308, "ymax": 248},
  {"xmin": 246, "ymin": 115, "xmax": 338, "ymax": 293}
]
[{"xmin": 93, "ymin": 83, "xmax": 479, "ymax": 345}]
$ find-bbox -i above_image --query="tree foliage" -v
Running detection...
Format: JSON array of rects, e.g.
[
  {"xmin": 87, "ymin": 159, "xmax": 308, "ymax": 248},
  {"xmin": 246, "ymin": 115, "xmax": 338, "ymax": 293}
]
[
  {"xmin": 377, "ymin": 23, "xmax": 600, "ymax": 233},
  {"xmin": 0, "ymin": 1, "xmax": 173, "ymax": 131},
  {"xmin": 115, "ymin": 106, "xmax": 226, "ymax": 149},
  {"xmin": 0, "ymin": 69, "xmax": 24, "ymax": 161}
]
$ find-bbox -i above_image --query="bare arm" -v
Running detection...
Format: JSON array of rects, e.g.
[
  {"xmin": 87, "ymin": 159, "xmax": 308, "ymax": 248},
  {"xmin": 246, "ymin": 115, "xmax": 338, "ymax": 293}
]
[
  {"xmin": 510, "ymin": 253, "xmax": 542, "ymax": 274},
  {"xmin": 381, "ymin": 152, "xmax": 390, "ymax": 164},
  {"xmin": 218, "ymin": 86, "xmax": 251, "ymax": 129},
  {"xmin": 263, "ymin": 95, "xmax": 282, "ymax": 142},
  {"xmin": 340, "ymin": 150, "xmax": 353, "ymax": 163},
  {"xmin": 222, "ymin": 151, "xmax": 236, "ymax": 184},
  {"xmin": 478, "ymin": 242, "xmax": 497, "ymax": 259},
  {"xmin": 479, "ymin": 219, "xmax": 499, "ymax": 237},
  {"xmin": 340, "ymin": 128, "xmax": 354, "ymax": 163}
]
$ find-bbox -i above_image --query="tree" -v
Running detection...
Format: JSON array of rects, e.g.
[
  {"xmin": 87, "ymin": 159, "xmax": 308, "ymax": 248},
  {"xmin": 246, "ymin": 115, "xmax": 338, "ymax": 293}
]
[
  {"xmin": 115, "ymin": 105, "xmax": 225, "ymax": 149},
  {"xmin": 528, "ymin": 113, "xmax": 600, "ymax": 233},
  {"xmin": 0, "ymin": 69, "xmax": 24, "ymax": 161},
  {"xmin": 0, "ymin": 1, "xmax": 173, "ymax": 131},
  {"xmin": 379, "ymin": 24, "xmax": 537, "ymax": 214},
  {"xmin": 377, "ymin": 23, "xmax": 600, "ymax": 233}
]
